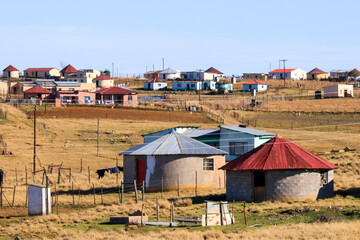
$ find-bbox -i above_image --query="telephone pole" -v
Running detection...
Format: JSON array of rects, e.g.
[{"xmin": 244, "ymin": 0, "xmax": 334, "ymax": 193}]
[
  {"xmin": 33, "ymin": 104, "xmax": 37, "ymax": 174},
  {"xmin": 280, "ymin": 59, "xmax": 287, "ymax": 87}
]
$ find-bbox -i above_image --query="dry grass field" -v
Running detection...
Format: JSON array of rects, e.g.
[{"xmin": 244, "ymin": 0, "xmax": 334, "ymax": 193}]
[{"xmin": 0, "ymin": 102, "xmax": 360, "ymax": 239}]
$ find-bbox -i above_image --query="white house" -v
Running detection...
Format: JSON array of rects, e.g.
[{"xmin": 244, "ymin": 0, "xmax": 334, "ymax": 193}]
[
  {"xmin": 181, "ymin": 67, "xmax": 223, "ymax": 81},
  {"xmin": 172, "ymin": 81, "xmax": 201, "ymax": 91},
  {"xmin": 202, "ymin": 80, "xmax": 217, "ymax": 90},
  {"xmin": 144, "ymin": 78, "xmax": 167, "ymax": 90},
  {"xmin": 204, "ymin": 67, "xmax": 224, "ymax": 81},
  {"xmin": 24, "ymin": 68, "xmax": 61, "ymax": 78},
  {"xmin": 323, "ymin": 84, "xmax": 353, "ymax": 98},
  {"xmin": 159, "ymin": 68, "xmax": 181, "ymax": 80},
  {"xmin": 66, "ymin": 69, "xmax": 101, "ymax": 83},
  {"xmin": 243, "ymin": 79, "xmax": 267, "ymax": 92},
  {"xmin": 268, "ymin": 68, "xmax": 307, "ymax": 80}
]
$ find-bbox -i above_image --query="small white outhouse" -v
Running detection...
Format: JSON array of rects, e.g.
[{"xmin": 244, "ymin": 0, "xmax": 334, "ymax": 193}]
[{"xmin": 28, "ymin": 184, "xmax": 51, "ymax": 216}]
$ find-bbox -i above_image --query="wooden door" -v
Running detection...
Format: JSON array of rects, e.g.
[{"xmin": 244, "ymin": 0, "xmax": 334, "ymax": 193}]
[
  {"xmin": 137, "ymin": 159, "xmax": 146, "ymax": 186},
  {"xmin": 253, "ymin": 172, "xmax": 265, "ymax": 202}
]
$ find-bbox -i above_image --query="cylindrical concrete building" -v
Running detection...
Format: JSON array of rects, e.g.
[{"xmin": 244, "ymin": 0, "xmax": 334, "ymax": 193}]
[{"xmin": 221, "ymin": 135, "xmax": 338, "ymax": 202}]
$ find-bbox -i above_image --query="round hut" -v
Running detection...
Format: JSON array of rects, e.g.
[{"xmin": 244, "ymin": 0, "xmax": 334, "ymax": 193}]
[
  {"xmin": 220, "ymin": 135, "xmax": 338, "ymax": 202},
  {"xmin": 121, "ymin": 131, "xmax": 228, "ymax": 191}
]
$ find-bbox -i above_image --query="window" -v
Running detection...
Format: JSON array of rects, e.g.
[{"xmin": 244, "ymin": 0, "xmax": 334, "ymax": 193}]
[
  {"xmin": 68, "ymin": 88, "xmax": 75, "ymax": 91},
  {"xmin": 158, "ymin": 83, "xmax": 161, "ymax": 87},
  {"xmin": 229, "ymin": 142, "xmax": 247, "ymax": 155},
  {"xmin": 177, "ymin": 83, "xmax": 181, "ymax": 87},
  {"xmin": 191, "ymin": 84, "xmax": 195, "ymax": 87},
  {"xmin": 320, "ymin": 171, "xmax": 328, "ymax": 185},
  {"xmin": 128, "ymin": 95, "xmax": 133, "ymax": 101},
  {"xmin": 203, "ymin": 158, "xmax": 214, "ymax": 171},
  {"xmin": 80, "ymin": 79, "xmax": 84, "ymax": 83}
]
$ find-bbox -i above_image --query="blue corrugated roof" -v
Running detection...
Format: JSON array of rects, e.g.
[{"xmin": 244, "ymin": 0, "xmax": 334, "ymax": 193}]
[
  {"xmin": 220, "ymin": 125, "xmax": 274, "ymax": 136},
  {"xmin": 182, "ymin": 129, "xmax": 219, "ymax": 138},
  {"xmin": 121, "ymin": 131, "xmax": 227, "ymax": 156}
]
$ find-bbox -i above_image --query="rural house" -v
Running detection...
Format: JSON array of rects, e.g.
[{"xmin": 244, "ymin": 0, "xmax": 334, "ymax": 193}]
[
  {"xmin": 121, "ymin": 131, "xmax": 227, "ymax": 191},
  {"xmin": 61, "ymin": 64, "xmax": 77, "ymax": 78},
  {"xmin": 172, "ymin": 80, "xmax": 202, "ymax": 91},
  {"xmin": 202, "ymin": 80, "xmax": 217, "ymax": 90},
  {"xmin": 243, "ymin": 73, "xmax": 267, "ymax": 80},
  {"xmin": 181, "ymin": 67, "xmax": 223, "ymax": 81},
  {"xmin": 329, "ymin": 69, "xmax": 349, "ymax": 78},
  {"xmin": 220, "ymin": 135, "xmax": 337, "ymax": 202},
  {"xmin": 24, "ymin": 68, "xmax": 61, "ymax": 78},
  {"xmin": 307, "ymin": 68, "xmax": 329, "ymax": 80},
  {"xmin": 23, "ymin": 85, "xmax": 52, "ymax": 100},
  {"xmin": 3, "ymin": 65, "xmax": 20, "ymax": 78},
  {"xmin": 204, "ymin": 67, "xmax": 224, "ymax": 81},
  {"xmin": 242, "ymin": 79, "xmax": 267, "ymax": 92},
  {"xmin": 56, "ymin": 91, "xmax": 96, "ymax": 106},
  {"xmin": 66, "ymin": 69, "xmax": 102, "ymax": 83},
  {"xmin": 95, "ymin": 86, "xmax": 137, "ymax": 106},
  {"xmin": 144, "ymin": 70, "xmax": 162, "ymax": 79},
  {"xmin": 216, "ymin": 79, "xmax": 233, "ymax": 92},
  {"xmin": 93, "ymin": 74, "xmax": 114, "ymax": 89},
  {"xmin": 268, "ymin": 69, "xmax": 307, "ymax": 80},
  {"xmin": 323, "ymin": 84, "xmax": 354, "ymax": 98},
  {"xmin": 159, "ymin": 68, "xmax": 181, "ymax": 80},
  {"xmin": 219, "ymin": 125, "xmax": 274, "ymax": 162},
  {"xmin": 144, "ymin": 77, "xmax": 167, "ymax": 90}
]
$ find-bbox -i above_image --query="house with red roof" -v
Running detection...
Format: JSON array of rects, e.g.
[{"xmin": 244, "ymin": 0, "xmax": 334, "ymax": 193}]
[
  {"xmin": 144, "ymin": 77, "xmax": 167, "ymax": 90},
  {"xmin": 242, "ymin": 79, "xmax": 267, "ymax": 92},
  {"xmin": 93, "ymin": 74, "xmax": 114, "ymax": 89},
  {"xmin": 3, "ymin": 65, "xmax": 20, "ymax": 78},
  {"xmin": 269, "ymin": 68, "xmax": 307, "ymax": 80},
  {"xmin": 220, "ymin": 135, "xmax": 337, "ymax": 202},
  {"xmin": 56, "ymin": 90, "xmax": 96, "ymax": 106},
  {"xmin": 60, "ymin": 64, "xmax": 77, "ymax": 78},
  {"xmin": 95, "ymin": 86, "xmax": 137, "ymax": 106},
  {"xmin": 23, "ymin": 85, "xmax": 52, "ymax": 100},
  {"xmin": 182, "ymin": 67, "xmax": 224, "ymax": 81},
  {"xmin": 24, "ymin": 68, "xmax": 60, "ymax": 78},
  {"xmin": 307, "ymin": 68, "xmax": 329, "ymax": 80},
  {"xmin": 144, "ymin": 70, "xmax": 162, "ymax": 79}
]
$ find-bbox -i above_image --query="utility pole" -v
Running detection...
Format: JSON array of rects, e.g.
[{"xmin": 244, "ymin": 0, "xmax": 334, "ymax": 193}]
[
  {"xmin": 33, "ymin": 104, "xmax": 37, "ymax": 174},
  {"xmin": 280, "ymin": 59, "xmax": 288, "ymax": 87},
  {"xmin": 112, "ymin": 63, "xmax": 114, "ymax": 78},
  {"xmin": 97, "ymin": 118, "xmax": 100, "ymax": 157},
  {"xmin": 162, "ymin": 58, "xmax": 165, "ymax": 70}
]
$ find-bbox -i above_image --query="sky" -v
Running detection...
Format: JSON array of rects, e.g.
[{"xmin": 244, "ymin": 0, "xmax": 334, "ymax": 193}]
[{"xmin": 1, "ymin": 0, "xmax": 360, "ymax": 76}]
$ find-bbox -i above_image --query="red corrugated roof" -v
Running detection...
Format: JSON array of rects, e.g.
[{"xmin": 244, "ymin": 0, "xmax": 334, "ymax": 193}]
[
  {"xmin": 220, "ymin": 135, "xmax": 338, "ymax": 171},
  {"xmin": 61, "ymin": 64, "xmax": 77, "ymax": 74},
  {"xmin": 96, "ymin": 86, "xmax": 137, "ymax": 95},
  {"xmin": 93, "ymin": 74, "xmax": 112, "ymax": 80},
  {"xmin": 24, "ymin": 85, "xmax": 52, "ymax": 94},
  {"xmin": 146, "ymin": 77, "xmax": 167, "ymax": 83},
  {"xmin": 205, "ymin": 67, "xmax": 223, "ymax": 75},
  {"xmin": 3, "ymin": 65, "xmax": 19, "ymax": 72},
  {"xmin": 243, "ymin": 79, "xmax": 267, "ymax": 85},
  {"xmin": 269, "ymin": 69, "xmax": 296, "ymax": 73},
  {"xmin": 307, "ymin": 68, "xmax": 327, "ymax": 74},
  {"xmin": 24, "ymin": 68, "xmax": 55, "ymax": 72}
]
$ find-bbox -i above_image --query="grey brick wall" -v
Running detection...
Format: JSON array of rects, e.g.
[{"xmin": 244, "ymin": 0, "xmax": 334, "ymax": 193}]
[{"xmin": 226, "ymin": 171, "xmax": 252, "ymax": 202}]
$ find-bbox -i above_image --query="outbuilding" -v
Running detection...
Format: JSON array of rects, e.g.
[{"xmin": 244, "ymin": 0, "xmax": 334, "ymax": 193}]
[
  {"xmin": 242, "ymin": 79, "xmax": 267, "ymax": 92},
  {"xmin": 307, "ymin": 68, "xmax": 328, "ymax": 80},
  {"xmin": 61, "ymin": 64, "xmax": 77, "ymax": 78},
  {"xmin": 3, "ymin": 65, "xmax": 20, "ymax": 78},
  {"xmin": 144, "ymin": 77, "xmax": 167, "ymax": 90},
  {"xmin": 323, "ymin": 84, "xmax": 353, "ymax": 98},
  {"xmin": 24, "ymin": 68, "xmax": 61, "ymax": 78},
  {"xmin": 93, "ymin": 74, "xmax": 114, "ymax": 89},
  {"xmin": 121, "ymin": 131, "xmax": 228, "ymax": 191},
  {"xmin": 159, "ymin": 68, "xmax": 181, "ymax": 80},
  {"xmin": 220, "ymin": 135, "xmax": 337, "ymax": 202}
]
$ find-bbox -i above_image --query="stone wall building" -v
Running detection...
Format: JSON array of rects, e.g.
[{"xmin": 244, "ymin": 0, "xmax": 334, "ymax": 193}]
[
  {"xmin": 121, "ymin": 131, "xmax": 227, "ymax": 191},
  {"xmin": 220, "ymin": 135, "xmax": 337, "ymax": 202}
]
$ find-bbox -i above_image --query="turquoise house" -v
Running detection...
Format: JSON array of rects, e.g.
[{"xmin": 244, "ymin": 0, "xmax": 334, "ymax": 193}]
[
  {"xmin": 243, "ymin": 79, "xmax": 267, "ymax": 92},
  {"xmin": 216, "ymin": 80, "xmax": 233, "ymax": 91}
]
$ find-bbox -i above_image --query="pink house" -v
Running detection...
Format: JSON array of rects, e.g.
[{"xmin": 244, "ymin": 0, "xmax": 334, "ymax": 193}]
[
  {"xmin": 56, "ymin": 91, "xmax": 96, "ymax": 106},
  {"xmin": 95, "ymin": 86, "xmax": 138, "ymax": 107}
]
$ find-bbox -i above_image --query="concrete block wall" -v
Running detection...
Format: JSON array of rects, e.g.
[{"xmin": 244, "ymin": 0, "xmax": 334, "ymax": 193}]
[
  {"xmin": 318, "ymin": 170, "xmax": 335, "ymax": 199},
  {"xmin": 225, "ymin": 171, "xmax": 252, "ymax": 202}
]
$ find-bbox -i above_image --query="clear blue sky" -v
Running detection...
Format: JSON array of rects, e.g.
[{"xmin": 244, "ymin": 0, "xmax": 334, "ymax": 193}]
[{"xmin": 1, "ymin": 0, "xmax": 359, "ymax": 76}]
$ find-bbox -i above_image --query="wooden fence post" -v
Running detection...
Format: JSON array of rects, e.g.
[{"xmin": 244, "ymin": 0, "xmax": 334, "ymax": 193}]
[
  {"xmin": 142, "ymin": 180, "xmax": 145, "ymax": 202},
  {"xmin": 116, "ymin": 158, "xmax": 119, "ymax": 185},
  {"xmin": 25, "ymin": 166, "xmax": 27, "ymax": 185},
  {"xmin": 12, "ymin": 187, "xmax": 16, "ymax": 207},
  {"xmin": 72, "ymin": 182, "xmax": 75, "ymax": 206},
  {"xmin": 156, "ymin": 199, "xmax": 159, "ymax": 222},
  {"xmin": 134, "ymin": 180, "xmax": 138, "ymax": 203},
  {"xmin": 15, "ymin": 169, "xmax": 18, "ymax": 186},
  {"xmin": 80, "ymin": 158, "xmax": 83, "ymax": 173},
  {"xmin": 88, "ymin": 166, "xmax": 90, "ymax": 184},
  {"xmin": 177, "ymin": 174, "xmax": 180, "ymax": 197},
  {"xmin": 92, "ymin": 183, "xmax": 96, "ymax": 206},
  {"xmin": 69, "ymin": 168, "xmax": 72, "ymax": 183},
  {"xmin": 101, "ymin": 185, "xmax": 104, "ymax": 205},
  {"xmin": 243, "ymin": 202, "xmax": 247, "ymax": 225},
  {"xmin": 121, "ymin": 182, "xmax": 124, "ymax": 203},
  {"xmin": 195, "ymin": 171, "xmax": 197, "ymax": 196}
]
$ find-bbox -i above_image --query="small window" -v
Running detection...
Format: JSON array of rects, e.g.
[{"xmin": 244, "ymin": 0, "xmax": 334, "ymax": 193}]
[
  {"xmin": 203, "ymin": 158, "xmax": 214, "ymax": 171},
  {"xmin": 320, "ymin": 171, "xmax": 328, "ymax": 185},
  {"xmin": 68, "ymin": 88, "xmax": 75, "ymax": 91},
  {"xmin": 191, "ymin": 84, "xmax": 195, "ymax": 87},
  {"xmin": 158, "ymin": 83, "xmax": 161, "ymax": 86},
  {"xmin": 177, "ymin": 83, "xmax": 181, "ymax": 87},
  {"xmin": 128, "ymin": 95, "xmax": 133, "ymax": 101},
  {"xmin": 229, "ymin": 142, "xmax": 247, "ymax": 155}
]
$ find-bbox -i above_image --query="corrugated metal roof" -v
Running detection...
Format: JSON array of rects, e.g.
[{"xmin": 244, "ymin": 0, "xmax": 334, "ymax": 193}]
[
  {"xmin": 182, "ymin": 129, "xmax": 219, "ymax": 138},
  {"xmin": 220, "ymin": 135, "xmax": 338, "ymax": 171},
  {"xmin": 121, "ymin": 131, "xmax": 227, "ymax": 156},
  {"xmin": 160, "ymin": 68, "xmax": 180, "ymax": 74},
  {"xmin": 220, "ymin": 125, "xmax": 274, "ymax": 137}
]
